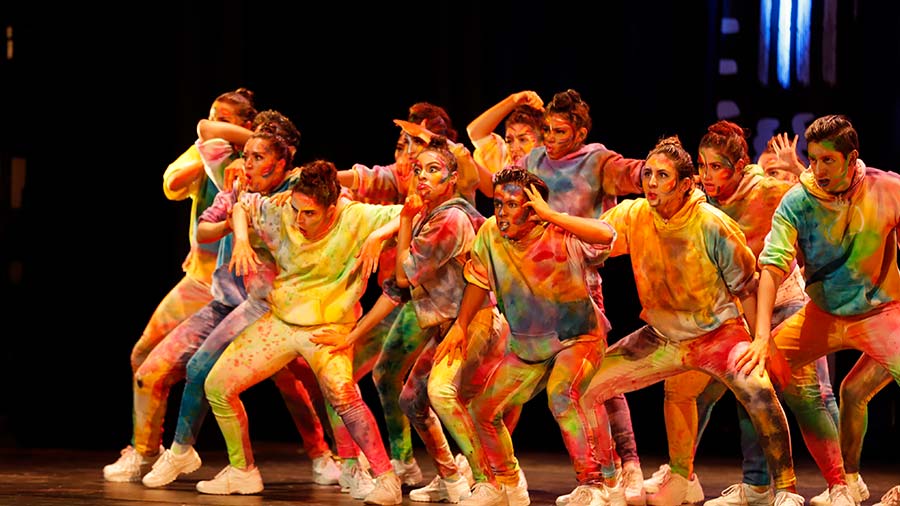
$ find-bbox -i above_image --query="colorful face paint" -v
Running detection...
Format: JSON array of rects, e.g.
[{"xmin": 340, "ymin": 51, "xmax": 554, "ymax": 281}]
[
  {"xmin": 541, "ymin": 113, "xmax": 582, "ymax": 160},
  {"xmin": 504, "ymin": 123, "xmax": 539, "ymax": 164},
  {"xmin": 641, "ymin": 153, "xmax": 686, "ymax": 219},
  {"xmin": 808, "ymin": 141, "xmax": 854, "ymax": 194},
  {"xmin": 413, "ymin": 149, "xmax": 456, "ymax": 206},
  {"xmin": 697, "ymin": 147, "xmax": 741, "ymax": 200},
  {"xmin": 291, "ymin": 193, "xmax": 335, "ymax": 240},
  {"xmin": 242, "ymin": 138, "xmax": 286, "ymax": 194},
  {"xmin": 492, "ymin": 183, "xmax": 534, "ymax": 241}
]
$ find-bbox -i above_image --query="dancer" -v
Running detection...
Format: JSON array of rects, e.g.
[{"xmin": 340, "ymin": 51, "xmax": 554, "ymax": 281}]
[
  {"xmin": 739, "ymin": 114, "xmax": 900, "ymax": 506},
  {"xmin": 317, "ymin": 136, "xmax": 511, "ymax": 504},
  {"xmin": 516, "ymin": 88, "xmax": 647, "ymax": 504},
  {"xmin": 643, "ymin": 121, "xmax": 844, "ymax": 506},
  {"xmin": 579, "ymin": 136, "xmax": 805, "ymax": 506},
  {"xmin": 333, "ymin": 103, "xmax": 481, "ymax": 488},
  {"xmin": 436, "ymin": 167, "xmax": 616, "ymax": 506},
  {"xmin": 756, "ymin": 132, "xmax": 805, "ymax": 183},
  {"xmin": 200, "ymin": 160, "xmax": 403, "ymax": 504},
  {"xmin": 466, "ymin": 90, "xmax": 544, "ymax": 174},
  {"xmin": 104, "ymin": 87, "xmax": 257, "ymax": 482},
  {"xmin": 134, "ymin": 117, "xmax": 343, "ymax": 489}
]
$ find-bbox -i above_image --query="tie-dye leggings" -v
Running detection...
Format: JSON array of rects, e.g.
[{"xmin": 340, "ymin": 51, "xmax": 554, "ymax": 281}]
[
  {"xmin": 773, "ymin": 300, "xmax": 900, "ymax": 479},
  {"xmin": 660, "ymin": 302, "xmax": 841, "ymax": 486},
  {"xmin": 204, "ymin": 312, "xmax": 392, "ymax": 475},
  {"xmin": 133, "ymin": 298, "xmax": 328, "ymax": 459},
  {"xmin": 583, "ymin": 320, "xmax": 798, "ymax": 491}
]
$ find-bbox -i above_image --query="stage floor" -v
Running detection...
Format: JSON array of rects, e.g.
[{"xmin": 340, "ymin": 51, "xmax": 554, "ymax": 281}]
[{"xmin": 3, "ymin": 443, "xmax": 897, "ymax": 506}]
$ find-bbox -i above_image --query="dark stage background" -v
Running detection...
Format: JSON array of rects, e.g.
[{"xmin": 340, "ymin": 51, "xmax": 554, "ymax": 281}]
[{"xmin": 2, "ymin": 1, "xmax": 898, "ymax": 464}]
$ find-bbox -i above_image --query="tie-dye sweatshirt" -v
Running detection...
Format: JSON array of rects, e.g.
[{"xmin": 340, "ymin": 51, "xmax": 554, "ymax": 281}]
[
  {"xmin": 464, "ymin": 218, "xmax": 612, "ymax": 360},
  {"xmin": 759, "ymin": 162, "xmax": 900, "ymax": 316},
  {"xmin": 394, "ymin": 197, "xmax": 486, "ymax": 328},
  {"xmin": 600, "ymin": 188, "xmax": 758, "ymax": 340},
  {"xmin": 707, "ymin": 164, "xmax": 806, "ymax": 309},
  {"xmin": 199, "ymin": 175, "xmax": 294, "ymax": 307},
  {"xmin": 241, "ymin": 195, "xmax": 402, "ymax": 325},
  {"xmin": 162, "ymin": 142, "xmax": 231, "ymax": 285},
  {"xmin": 519, "ymin": 143, "xmax": 643, "ymax": 218}
]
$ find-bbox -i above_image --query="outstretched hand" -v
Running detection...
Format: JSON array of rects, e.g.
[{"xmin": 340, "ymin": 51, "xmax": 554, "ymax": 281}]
[
  {"xmin": 771, "ymin": 132, "xmax": 802, "ymax": 167},
  {"xmin": 270, "ymin": 190, "xmax": 292, "ymax": 207},
  {"xmin": 350, "ymin": 232, "xmax": 384, "ymax": 283},
  {"xmin": 394, "ymin": 119, "xmax": 435, "ymax": 144}
]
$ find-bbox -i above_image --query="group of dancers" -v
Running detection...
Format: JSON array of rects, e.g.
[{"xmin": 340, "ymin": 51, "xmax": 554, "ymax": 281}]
[{"xmin": 102, "ymin": 87, "xmax": 900, "ymax": 506}]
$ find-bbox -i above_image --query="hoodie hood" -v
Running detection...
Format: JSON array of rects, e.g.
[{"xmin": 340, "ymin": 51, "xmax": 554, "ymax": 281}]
[
  {"xmin": 799, "ymin": 158, "xmax": 866, "ymax": 204},
  {"xmin": 651, "ymin": 187, "xmax": 708, "ymax": 230}
]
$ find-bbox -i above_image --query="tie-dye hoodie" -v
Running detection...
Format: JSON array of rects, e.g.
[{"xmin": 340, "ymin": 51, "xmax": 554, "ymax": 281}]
[
  {"xmin": 241, "ymin": 195, "xmax": 402, "ymax": 325},
  {"xmin": 706, "ymin": 164, "xmax": 806, "ymax": 309},
  {"xmin": 600, "ymin": 188, "xmax": 758, "ymax": 340},
  {"xmin": 519, "ymin": 143, "xmax": 643, "ymax": 219},
  {"xmin": 759, "ymin": 162, "xmax": 900, "ymax": 315},
  {"xmin": 396, "ymin": 197, "xmax": 487, "ymax": 328}
]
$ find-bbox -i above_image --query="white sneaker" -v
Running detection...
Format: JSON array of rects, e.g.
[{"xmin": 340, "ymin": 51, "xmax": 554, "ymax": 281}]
[
  {"xmin": 704, "ymin": 483, "xmax": 774, "ymax": 506},
  {"xmin": 827, "ymin": 484, "xmax": 858, "ymax": 506},
  {"xmin": 602, "ymin": 482, "xmax": 629, "ymax": 506},
  {"xmin": 810, "ymin": 475, "xmax": 870, "ymax": 506},
  {"xmin": 646, "ymin": 468, "xmax": 704, "ymax": 506},
  {"xmin": 461, "ymin": 482, "xmax": 509, "ymax": 506},
  {"xmin": 644, "ymin": 465, "xmax": 673, "ymax": 494},
  {"xmin": 365, "ymin": 470, "xmax": 403, "ymax": 505},
  {"xmin": 874, "ymin": 485, "xmax": 900, "ymax": 506},
  {"xmin": 620, "ymin": 461, "xmax": 647, "ymax": 505},
  {"xmin": 456, "ymin": 453, "xmax": 476, "ymax": 487},
  {"xmin": 773, "ymin": 491, "xmax": 804, "ymax": 506},
  {"xmin": 556, "ymin": 484, "xmax": 604, "ymax": 506},
  {"xmin": 103, "ymin": 445, "xmax": 162, "ymax": 482},
  {"xmin": 410, "ymin": 475, "xmax": 472, "ymax": 503},
  {"xmin": 342, "ymin": 461, "xmax": 376, "ymax": 499},
  {"xmin": 141, "ymin": 447, "xmax": 202, "ymax": 488},
  {"xmin": 195, "ymin": 465, "xmax": 263, "ymax": 495},
  {"xmin": 393, "ymin": 457, "xmax": 425, "ymax": 486},
  {"xmin": 311, "ymin": 454, "xmax": 342, "ymax": 485},
  {"xmin": 506, "ymin": 469, "xmax": 530, "ymax": 506}
]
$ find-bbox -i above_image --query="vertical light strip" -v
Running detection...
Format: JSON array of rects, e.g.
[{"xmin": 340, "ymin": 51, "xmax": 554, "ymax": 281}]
[
  {"xmin": 822, "ymin": 0, "xmax": 837, "ymax": 85},
  {"xmin": 759, "ymin": 0, "xmax": 772, "ymax": 85},
  {"xmin": 795, "ymin": 0, "xmax": 811, "ymax": 85},
  {"xmin": 777, "ymin": 0, "xmax": 793, "ymax": 88}
]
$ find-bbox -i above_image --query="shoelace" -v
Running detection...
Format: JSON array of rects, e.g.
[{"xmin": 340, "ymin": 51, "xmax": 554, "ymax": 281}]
[{"xmin": 718, "ymin": 484, "xmax": 744, "ymax": 498}]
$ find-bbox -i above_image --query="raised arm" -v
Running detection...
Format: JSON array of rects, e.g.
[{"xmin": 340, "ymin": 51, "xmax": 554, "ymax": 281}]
[
  {"xmin": 466, "ymin": 91, "xmax": 543, "ymax": 144},
  {"xmin": 197, "ymin": 118, "xmax": 254, "ymax": 145},
  {"xmin": 523, "ymin": 184, "xmax": 615, "ymax": 245}
]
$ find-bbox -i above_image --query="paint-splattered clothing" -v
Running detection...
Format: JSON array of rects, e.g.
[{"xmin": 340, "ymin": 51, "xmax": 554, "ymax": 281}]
[
  {"xmin": 132, "ymin": 179, "xmax": 330, "ymax": 460},
  {"xmin": 130, "ymin": 140, "xmax": 234, "ymax": 372},
  {"xmin": 601, "ymin": 189, "xmax": 758, "ymax": 340},
  {"xmin": 584, "ymin": 189, "xmax": 797, "ymax": 490},
  {"xmin": 204, "ymin": 196, "xmax": 401, "ymax": 474},
  {"xmin": 463, "ymin": 217, "xmax": 613, "ymax": 483},
  {"xmin": 672, "ymin": 168, "xmax": 840, "ymax": 485},
  {"xmin": 472, "ymin": 132, "xmax": 511, "ymax": 175},
  {"xmin": 760, "ymin": 164, "xmax": 900, "ymax": 475}
]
